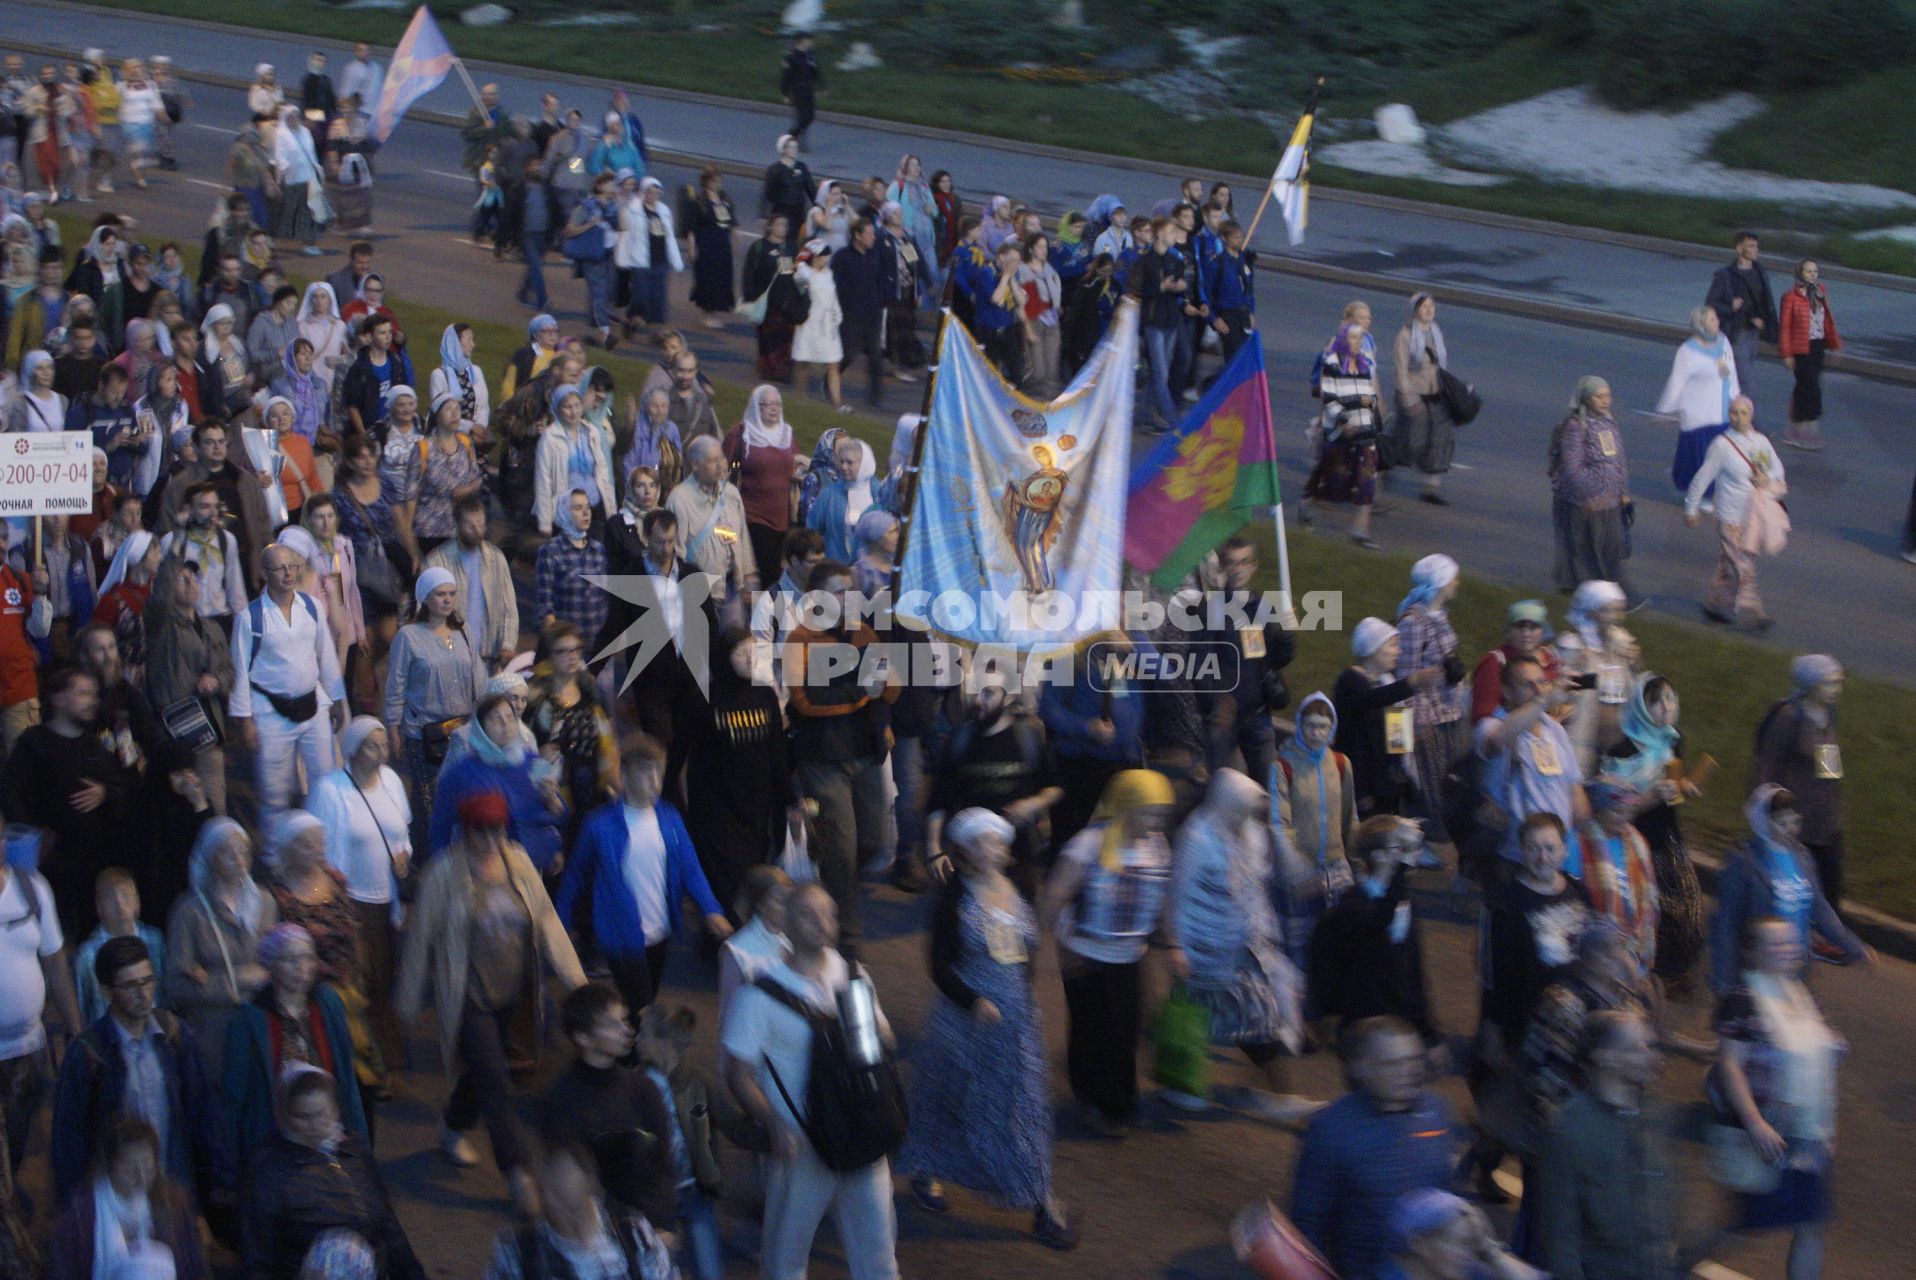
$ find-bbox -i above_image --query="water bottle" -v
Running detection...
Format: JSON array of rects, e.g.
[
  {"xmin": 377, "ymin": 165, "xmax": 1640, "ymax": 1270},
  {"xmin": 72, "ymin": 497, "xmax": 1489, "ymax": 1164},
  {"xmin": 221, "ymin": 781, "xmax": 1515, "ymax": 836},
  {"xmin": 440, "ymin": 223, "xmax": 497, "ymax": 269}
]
[{"xmin": 837, "ymin": 973, "xmax": 883, "ymax": 1067}]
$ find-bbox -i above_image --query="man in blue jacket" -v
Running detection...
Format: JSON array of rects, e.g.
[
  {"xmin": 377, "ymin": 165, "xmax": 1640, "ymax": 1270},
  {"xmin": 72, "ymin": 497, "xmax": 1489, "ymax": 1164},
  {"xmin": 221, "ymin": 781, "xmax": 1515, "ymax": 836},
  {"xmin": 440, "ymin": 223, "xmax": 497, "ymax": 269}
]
[
  {"xmin": 1291, "ymin": 1015, "xmax": 1460, "ymax": 1280},
  {"xmin": 51, "ymin": 935, "xmax": 228, "ymax": 1209},
  {"xmin": 557, "ymin": 733, "xmax": 733, "ymax": 1011}
]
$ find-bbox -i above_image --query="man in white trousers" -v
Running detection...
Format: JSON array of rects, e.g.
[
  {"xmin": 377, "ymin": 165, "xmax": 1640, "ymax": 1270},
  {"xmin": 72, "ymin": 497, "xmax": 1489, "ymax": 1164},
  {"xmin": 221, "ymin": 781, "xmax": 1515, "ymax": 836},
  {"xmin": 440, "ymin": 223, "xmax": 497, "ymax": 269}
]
[
  {"xmin": 228, "ymin": 542, "xmax": 346, "ymax": 823},
  {"xmin": 722, "ymin": 883, "xmax": 900, "ymax": 1280}
]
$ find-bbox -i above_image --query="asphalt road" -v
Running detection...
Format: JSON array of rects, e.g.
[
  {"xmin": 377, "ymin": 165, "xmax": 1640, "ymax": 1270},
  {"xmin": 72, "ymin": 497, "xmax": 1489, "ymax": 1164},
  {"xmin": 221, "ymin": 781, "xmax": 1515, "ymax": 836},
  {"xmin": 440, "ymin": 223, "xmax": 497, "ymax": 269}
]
[
  {"xmin": 10, "ymin": 0, "xmax": 1916, "ymax": 365},
  {"xmin": 3, "ymin": 45, "xmax": 1915, "ymax": 1280},
  {"xmin": 18, "ymin": 63, "xmax": 1911, "ymax": 684}
]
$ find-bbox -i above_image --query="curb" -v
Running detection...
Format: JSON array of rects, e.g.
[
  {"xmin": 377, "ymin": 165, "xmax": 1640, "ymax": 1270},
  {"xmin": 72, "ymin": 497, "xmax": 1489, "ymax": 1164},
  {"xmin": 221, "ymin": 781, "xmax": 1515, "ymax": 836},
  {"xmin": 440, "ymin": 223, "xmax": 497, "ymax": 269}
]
[
  {"xmin": 17, "ymin": 0, "xmax": 1916, "ymax": 300},
  {"xmin": 1688, "ymin": 850, "xmax": 1916, "ymax": 967},
  {"xmin": 20, "ymin": 38, "xmax": 1916, "ymax": 389}
]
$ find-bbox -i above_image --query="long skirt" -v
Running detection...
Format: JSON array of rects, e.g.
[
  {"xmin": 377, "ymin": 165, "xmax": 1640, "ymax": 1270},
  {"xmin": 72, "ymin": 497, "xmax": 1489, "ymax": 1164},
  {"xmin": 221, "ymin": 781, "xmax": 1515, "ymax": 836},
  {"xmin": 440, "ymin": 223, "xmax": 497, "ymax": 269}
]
[
  {"xmin": 275, "ymin": 181, "xmax": 321, "ymax": 244},
  {"xmin": 1705, "ymin": 520, "xmax": 1763, "ymax": 618},
  {"xmin": 1397, "ymin": 398, "xmax": 1455, "ymax": 475},
  {"xmin": 330, "ymin": 179, "xmax": 373, "ymax": 233},
  {"xmin": 1672, "ymin": 423, "xmax": 1728, "ymax": 494},
  {"xmin": 1559, "ymin": 502, "xmax": 1628, "ymax": 590},
  {"xmin": 1409, "ymin": 714, "xmax": 1469, "ymax": 842},
  {"xmin": 1304, "ymin": 438, "xmax": 1378, "ymax": 507},
  {"xmin": 690, "ymin": 225, "xmax": 735, "ymax": 313},
  {"xmin": 757, "ymin": 312, "xmax": 796, "ymax": 382}
]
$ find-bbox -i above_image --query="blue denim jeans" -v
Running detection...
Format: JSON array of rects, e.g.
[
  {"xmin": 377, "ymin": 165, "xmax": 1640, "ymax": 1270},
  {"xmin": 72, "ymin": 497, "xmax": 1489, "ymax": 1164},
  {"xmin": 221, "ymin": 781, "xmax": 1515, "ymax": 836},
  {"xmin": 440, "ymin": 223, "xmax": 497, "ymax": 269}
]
[
  {"xmin": 519, "ymin": 231, "xmax": 550, "ymax": 309},
  {"xmin": 677, "ymin": 1184, "xmax": 723, "ymax": 1280},
  {"xmin": 1145, "ymin": 324, "xmax": 1179, "ymax": 425},
  {"xmin": 582, "ymin": 257, "xmax": 615, "ymax": 332},
  {"xmin": 889, "ymin": 725, "xmax": 949, "ymax": 868}
]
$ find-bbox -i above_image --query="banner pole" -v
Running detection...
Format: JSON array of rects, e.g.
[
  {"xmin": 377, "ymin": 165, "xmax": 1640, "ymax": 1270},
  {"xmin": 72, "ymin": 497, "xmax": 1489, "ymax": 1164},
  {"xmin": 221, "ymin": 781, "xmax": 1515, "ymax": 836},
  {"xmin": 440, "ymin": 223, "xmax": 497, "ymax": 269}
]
[
  {"xmin": 1243, "ymin": 184, "xmax": 1277, "ymax": 247},
  {"xmin": 451, "ymin": 56, "xmax": 487, "ymax": 112},
  {"xmin": 1270, "ymin": 503, "xmax": 1295, "ymax": 626},
  {"xmin": 889, "ymin": 272, "xmax": 957, "ymax": 598}
]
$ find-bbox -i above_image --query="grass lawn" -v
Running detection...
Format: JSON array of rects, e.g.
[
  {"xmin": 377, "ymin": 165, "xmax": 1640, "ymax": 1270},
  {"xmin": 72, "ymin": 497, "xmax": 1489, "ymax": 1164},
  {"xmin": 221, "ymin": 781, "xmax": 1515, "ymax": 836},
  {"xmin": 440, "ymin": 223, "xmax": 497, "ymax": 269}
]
[
  {"xmin": 93, "ymin": 0, "xmax": 1916, "ymax": 274},
  {"xmin": 52, "ymin": 201, "xmax": 1916, "ymax": 918}
]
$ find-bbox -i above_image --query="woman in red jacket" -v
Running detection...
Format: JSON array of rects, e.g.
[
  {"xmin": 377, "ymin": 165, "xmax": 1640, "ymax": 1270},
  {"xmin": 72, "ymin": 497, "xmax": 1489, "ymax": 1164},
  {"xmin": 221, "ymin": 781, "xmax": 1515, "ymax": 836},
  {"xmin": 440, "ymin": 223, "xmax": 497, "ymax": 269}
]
[{"xmin": 1777, "ymin": 259, "xmax": 1841, "ymax": 451}]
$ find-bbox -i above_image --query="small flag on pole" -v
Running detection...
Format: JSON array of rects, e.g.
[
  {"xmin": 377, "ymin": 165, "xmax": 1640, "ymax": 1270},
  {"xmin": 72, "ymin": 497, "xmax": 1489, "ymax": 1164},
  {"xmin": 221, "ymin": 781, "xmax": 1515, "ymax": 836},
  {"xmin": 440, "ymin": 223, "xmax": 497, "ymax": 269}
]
[
  {"xmin": 372, "ymin": 6, "xmax": 457, "ymax": 143},
  {"xmin": 1267, "ymin": 81, "xmax": 1321, "ymax": 248}
]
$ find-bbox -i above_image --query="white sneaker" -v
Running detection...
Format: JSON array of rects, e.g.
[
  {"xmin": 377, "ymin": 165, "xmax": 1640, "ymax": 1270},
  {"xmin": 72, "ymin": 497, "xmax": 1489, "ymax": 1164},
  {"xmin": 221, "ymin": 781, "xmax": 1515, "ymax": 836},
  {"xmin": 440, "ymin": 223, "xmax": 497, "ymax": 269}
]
[
  {"xmin": 439, "ymin": 1125, "xmax": 481, "ymax": 1167},
  {"xmin": 97, "ymin": 180, "xmax": 114, "ymax": 194},
  {"xmin": 1245, "ymin": 1092, "xmax": 1328, "ymax": 1126}
]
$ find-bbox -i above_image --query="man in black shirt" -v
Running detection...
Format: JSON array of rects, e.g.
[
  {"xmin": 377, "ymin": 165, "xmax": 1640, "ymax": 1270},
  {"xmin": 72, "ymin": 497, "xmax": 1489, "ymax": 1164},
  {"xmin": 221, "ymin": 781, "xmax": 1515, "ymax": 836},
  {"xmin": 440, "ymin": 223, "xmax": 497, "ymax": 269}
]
[
  {"xmin": 52, "ymin": 319, "xmax": 104, "ymax": 401},
  {"xmin": 927, "ymin": 674, "xmax": 1063, "ymax": 899},
  {"xmin": 538, "ymin": 983, "xmax": 676, "ymax": 1228},
  {"xmin": 779, "ymin": 33, "xmax": 821, "ymax": 149},
  {"xmin": 831, "ymin": 218, "xmax": 891, "ymax": 408}
]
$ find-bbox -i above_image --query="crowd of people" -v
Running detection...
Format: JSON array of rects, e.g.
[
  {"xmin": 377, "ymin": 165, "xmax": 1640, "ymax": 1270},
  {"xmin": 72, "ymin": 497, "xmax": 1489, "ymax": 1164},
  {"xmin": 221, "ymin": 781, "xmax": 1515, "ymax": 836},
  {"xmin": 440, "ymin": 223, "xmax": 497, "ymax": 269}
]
[{"xmin": 0, "ymin": 27, "xmax": 1896, "ymax": 1280}]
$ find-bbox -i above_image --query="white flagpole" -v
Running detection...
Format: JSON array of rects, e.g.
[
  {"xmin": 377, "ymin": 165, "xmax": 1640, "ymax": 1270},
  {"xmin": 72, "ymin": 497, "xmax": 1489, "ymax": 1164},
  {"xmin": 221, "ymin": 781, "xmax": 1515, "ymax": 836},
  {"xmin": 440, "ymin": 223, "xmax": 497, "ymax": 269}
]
[
  {"xmin": 451, "ymin": 56, "xmax": 487, "ymax": 112},
  {"xmin": 1270, "ymin": 503, "xmax": 1296, "ymax": 626}
]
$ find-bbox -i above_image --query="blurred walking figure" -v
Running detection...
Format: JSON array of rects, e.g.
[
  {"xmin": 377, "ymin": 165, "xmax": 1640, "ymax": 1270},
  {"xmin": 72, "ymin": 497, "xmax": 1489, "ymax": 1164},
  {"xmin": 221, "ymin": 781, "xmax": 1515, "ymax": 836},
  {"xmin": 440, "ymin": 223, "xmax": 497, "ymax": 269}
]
[{"xmin": 1685, "ymin": 395, "xmax": 1785, "ymax": 631}]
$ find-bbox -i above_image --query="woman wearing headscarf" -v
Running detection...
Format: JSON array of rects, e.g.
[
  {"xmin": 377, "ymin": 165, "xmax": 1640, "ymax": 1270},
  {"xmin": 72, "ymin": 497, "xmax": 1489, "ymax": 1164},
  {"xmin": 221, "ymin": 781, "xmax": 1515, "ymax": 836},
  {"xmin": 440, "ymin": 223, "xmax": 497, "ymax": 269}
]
[
  {"xmin": 577, "ymin": 366, "xmax": 617, "ymax": 479},
  {"xmin": 931, "ymin": 170, "xmax": 962, "ymax": 264},
  {"xmin": 385, "ymin": 565, "xmax": 488, "ymax": 852},
  {"xmin": 1685, "ymin": 394, "xmax": 1786, "ymax": 630},
  {"xmin": 524, "ymin": 621, "xmax": 617, "ymax": 844},
  {"xmin": 742, "ymin": 213, "xmax": 801, "ymax": 380},
  {"xmin": 850, "ymin": 508, "xmax": 899, "ymax": 597},
  {"xmin": 615, "ymin": 175, "xmax": 681, "ymax": 334},
  {"xmin": 534, "ymin": 382, "xmax": 616, "ymax": 535},
  {"xmin": 1334, "ymin": 617, "xmax": 1441, "ymax": 819},
  {"xmin": 980, "ymin": 195, "xmax": 1017, "ymax": 254},
  {"xmin": 587, "ymin": 109, "xmax": 645, "ymax": 180},
  {"xmin": 898, "ymin": 808, "xmax": 1078, "ymax": 1249},
  {"xmin": 1301, "ymin": 321, "xmax": 1384, "ymax": 548},
  {"xmin": 430, "ymin": 693, "xmax": 568, "ymax": 872},
  {"xmin": 1395, "ymin": 554, "xmax": 1468, "ymax": 846},
  {"xmin": 273, "ymin": 106, "xmax": 328, "ymax": 255},
  {"xmin": 405, "ymin": 392, "xmax": 484, "ymax": 555},
  {"xmin": 1170, "ymin": 769, "xmax": 1316, "ymax": 1122},
  {"xmin": 143, "ymin": 555, "xmax": 235, "ymax": 817},
  {"xmin": 885, "ymin": 155, "xmax": 937, "ymax": 283},
  {"xmin": 307, "ymin": 716, "xmax": 411, "ymax": 1084},
  {"xmin": 1374, "ymin": 1189, "xmax": 1543, "ymax": 1280},
  {"xmin": 1272, "ymin": 691, "xmax": 1356, "ymax": 977},
  {"xmin": 1555, "ymin": 580, "xmax": 1638, "ymax": 775},
  {"xmin": 397, "ymin": 789, "xmax": 584, "ymax": 1212},
  {"xmin": 198, "ymin": 304, "xmax": 251, "ymax": 418},
  {"xmin": 500, "ymin": 312, "xmax": 561, "ymax": 401},
  {"xmin": 1777, "ymin": 259, "xmax": 1840, "ymax": 452},
  {"xmin": 298, "ymin": 496, "xmax": 364, "ymax": 673},
  {"xmin": 7, "ymin": 347, "xmax": 66, "ymax": 431},
  {"xmin": 791, "ymin": 239, "xmax": 844, "ymax": 409},
  {"xmin": 241, "ymin": 1067, "xmax": 423, "ymax": 1280},
  {"xmin": 295, "ymin": 283, "xmax": 348, "ymax": 391},
  {"xmin": 1568, "ymin": 781, "xmax": 1660, "ymax": 977},
  {"xmin": 264, "ymin": 395, "xmax": 321, "ymax": 520},
  {"xmin": 166, "ymin": 817, "xmax": 279, "ymax": 1074},
  {"xmin": 1657, "ymin": 306, "xmax": 1738, "ymax": 494},
  {"xmin": 45, "ymin": 1117, "xmax": 210, "ymax": 1280},
  {"xmin": 721, "ymin": 383, "xmax": 797, "ymax": 578},
  {"xmin": 806, "ymin": 179, "xmax": 854, "ymax": 252},
  {"xmin": 112, "ymin": 316, "xmax": 165, "ymax": 388},
  {"xmin": 1549, "ymin": 376, "xmax": 1632, "ymax": 593},
  {"xmin": 620, "ymin": 385, "xmax": 683, "ymax": 506},
  {"xmin": 759, "ymin": 134, "xmax": 815, "ymax": 243},
  {"xmin": 428, "ymin": 322, "xmax": 490, "ymax": 441},
  {"xmin": 1709, "ymin": 916, "xmax": 1847, "ymax": 1278},
  {"xmin": 93, "ymin": 528, "xmax": 159, "ymax": 672},
  {"xmin": 1753, "ymin": 655, "xmax": 1849, "ymax": 933},
  {"xmin": 1599, "ymin": 673, "xmax": 1707, "ymax": 989},
  {"xmin": 1393, "ymin": 293, "xmax": 1456, "ymax": 504},
  {"xmin": 270, "ymin": 338, "xmax": 333, "ymax": 447},
  {"xmin": 804, "ymin": 431, "xmax": 878, "ymax": 562},
  {"xmin": 680, "ymin": 165, "xmax": 736, "ymax": 325},
  {"xmin": 1710, "ymin": 787, "xmax": 1867, "ymax": 998},
  {"xmin": 1039, "ymin": 769, "xmax": 1181, "ymax": 1134},
  {"xmin": 221, "ymin": 921, "xmax": 368, "ymax": 1157}
]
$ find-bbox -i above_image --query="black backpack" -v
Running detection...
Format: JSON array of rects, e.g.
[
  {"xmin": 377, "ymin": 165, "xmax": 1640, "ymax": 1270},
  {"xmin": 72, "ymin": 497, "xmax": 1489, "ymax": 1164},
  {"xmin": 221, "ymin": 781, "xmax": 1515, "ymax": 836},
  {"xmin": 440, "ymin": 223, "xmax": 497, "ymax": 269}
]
[{"xmin": 752, "ymin": 969, "xmax": 908, "ymax": 1173}]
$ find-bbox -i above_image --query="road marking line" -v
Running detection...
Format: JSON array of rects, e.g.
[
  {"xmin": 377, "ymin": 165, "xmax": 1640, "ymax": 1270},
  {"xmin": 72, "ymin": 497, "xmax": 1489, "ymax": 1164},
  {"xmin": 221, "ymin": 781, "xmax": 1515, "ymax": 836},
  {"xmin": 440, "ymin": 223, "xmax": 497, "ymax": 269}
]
[
  {"xmin": 187, "ymin": 123, "xmax": 238, "ymax": 136},
  {"xmin": 426, "ymin": 169, "xmax": 472, "ymax": 182},
  {"xmin": 181, "ymin": 178, "xmax": 229, "ymax": 190}
]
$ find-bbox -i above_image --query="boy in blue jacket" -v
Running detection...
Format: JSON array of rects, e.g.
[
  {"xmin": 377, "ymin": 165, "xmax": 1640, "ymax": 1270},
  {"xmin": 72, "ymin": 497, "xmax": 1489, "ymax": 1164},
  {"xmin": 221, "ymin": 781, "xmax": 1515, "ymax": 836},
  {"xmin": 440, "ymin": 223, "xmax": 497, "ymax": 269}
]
[{"xmin": 556, "ymin": 733, "xmax": 733, "ymax": 1011}]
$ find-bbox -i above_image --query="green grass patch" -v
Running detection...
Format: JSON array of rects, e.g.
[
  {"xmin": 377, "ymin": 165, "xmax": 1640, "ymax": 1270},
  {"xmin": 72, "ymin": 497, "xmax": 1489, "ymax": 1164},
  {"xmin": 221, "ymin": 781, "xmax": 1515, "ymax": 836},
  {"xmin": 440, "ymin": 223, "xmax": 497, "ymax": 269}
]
[{"xmin": 1710, "ymin": 62, "xmax": 1916, "ymax": 194}]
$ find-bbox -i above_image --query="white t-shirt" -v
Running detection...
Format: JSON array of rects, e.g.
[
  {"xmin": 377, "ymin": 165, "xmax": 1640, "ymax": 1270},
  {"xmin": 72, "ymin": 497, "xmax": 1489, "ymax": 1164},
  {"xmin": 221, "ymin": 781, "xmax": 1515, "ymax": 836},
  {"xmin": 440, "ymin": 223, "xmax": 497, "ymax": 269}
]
[
  {"xmin": 0, "ymin": 870, "xmax": 62, "ymax": 1059},
  {"xmin": 307, "ymin": 767, "xmax": 413, "ymax": 904},
  {"xmin": 621, "ymin": 804, "xmax": 670, "ymax": 946},
  {"xmin": 720, "ymin": 951, "xmax": 890, "ymax": 1132}
]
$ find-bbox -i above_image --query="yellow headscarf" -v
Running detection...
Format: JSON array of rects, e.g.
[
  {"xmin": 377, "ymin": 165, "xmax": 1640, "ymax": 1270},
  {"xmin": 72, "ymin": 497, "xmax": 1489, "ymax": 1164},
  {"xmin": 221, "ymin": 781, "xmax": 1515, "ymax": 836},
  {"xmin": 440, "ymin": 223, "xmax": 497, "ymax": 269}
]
[{"xmin": 1090, "ymin": 769, "xmax": 1175, "ymax": 871}]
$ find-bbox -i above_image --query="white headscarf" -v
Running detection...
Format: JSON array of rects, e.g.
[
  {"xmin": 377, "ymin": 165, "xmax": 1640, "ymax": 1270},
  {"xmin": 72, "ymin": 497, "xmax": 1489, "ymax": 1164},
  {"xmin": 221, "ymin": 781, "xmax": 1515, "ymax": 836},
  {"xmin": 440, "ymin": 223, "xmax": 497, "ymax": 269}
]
[
  {"xmin": 199, "ymin": 303, "xmax": 236, "ymax": 353},
  {"xmin": 1567, "ymin": 580, "xmax": 1626, "ymax": 651},
  {"xmin": 98, "ymin": 530, "xmax": 156, "ymax": 597},
  {"xmin": 1396, "ymin": 553, "xmax": 1458, "ymax": 620},
  {"xmin": 276, "ymin": 524, "xmax": 323, "ymax": 573},
  {"xmin": 945, "ymin": 807, "xmax": 1014, "ymax": 858},
  {"xmin": 1351, "ymin": 616, "xmax": 1396, "ymax": 659},
  {"xmin": 738, "ymin": 384, "xmax": 792, "ymax": 455}
]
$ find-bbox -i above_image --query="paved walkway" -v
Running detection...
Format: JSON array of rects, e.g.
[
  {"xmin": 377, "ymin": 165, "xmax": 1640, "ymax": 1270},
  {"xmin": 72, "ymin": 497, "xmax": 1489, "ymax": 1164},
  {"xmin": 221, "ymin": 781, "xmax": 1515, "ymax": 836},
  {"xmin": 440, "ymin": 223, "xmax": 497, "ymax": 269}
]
[{"xmin": 9, "ymin": 0, "xmax": 1916, "ymax": 369}]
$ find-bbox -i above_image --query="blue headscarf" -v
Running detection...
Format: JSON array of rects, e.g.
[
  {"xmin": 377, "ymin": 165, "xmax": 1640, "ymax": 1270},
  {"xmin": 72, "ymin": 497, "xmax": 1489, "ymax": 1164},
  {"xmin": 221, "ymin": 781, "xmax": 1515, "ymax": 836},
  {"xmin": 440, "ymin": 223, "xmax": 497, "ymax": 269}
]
[
  {"xmin": 1605, "ymin": 672, "xmax": 1680, "ymax": 792},
  {"xmin": 1289, "ymin": 691, "xmax": 1336, "ymax": 765},
  {"xmin": 529, "ymin": 313, "xmax": 558, "ymax": 341},
  {"xmin": 549, "ymin": 384, "xmax": 582, "ymax": 420},
  {"xmin": 439, "ymin": 324, "xmax": 471, "ymax": 378},
  {"xmin": 554, "ymin": 487, "xmax": 592, "ymax": 540}
]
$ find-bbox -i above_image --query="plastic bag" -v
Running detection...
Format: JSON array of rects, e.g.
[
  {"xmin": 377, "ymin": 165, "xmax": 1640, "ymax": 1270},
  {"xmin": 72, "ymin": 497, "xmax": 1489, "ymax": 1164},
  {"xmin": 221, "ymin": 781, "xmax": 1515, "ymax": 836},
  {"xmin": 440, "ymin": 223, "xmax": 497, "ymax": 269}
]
[
  {"xmin": 1151, "ymin": 983, "xmax": 1212, "ymax": 1101},
  {"xmin": 779, "ymin": 818, "xmax": 816, "ymax": 884}
]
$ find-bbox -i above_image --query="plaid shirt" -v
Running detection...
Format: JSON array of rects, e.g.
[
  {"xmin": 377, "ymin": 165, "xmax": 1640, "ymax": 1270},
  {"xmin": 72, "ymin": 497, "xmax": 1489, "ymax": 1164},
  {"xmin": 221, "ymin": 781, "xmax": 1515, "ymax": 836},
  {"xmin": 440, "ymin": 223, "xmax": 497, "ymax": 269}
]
[
  {"xmin": 1396, "ymin": 603, "xmax": 1462, "ymax": 724},
  {"xmin": 535, "ymin": 533, "xmax": 608, "ymax": 640}
]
